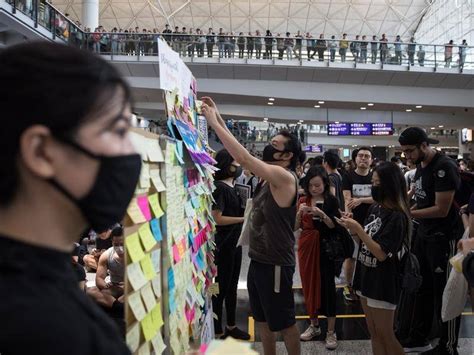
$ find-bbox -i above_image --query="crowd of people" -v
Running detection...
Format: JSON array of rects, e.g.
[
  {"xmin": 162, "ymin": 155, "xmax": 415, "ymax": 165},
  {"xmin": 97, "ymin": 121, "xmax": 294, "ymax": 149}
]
[
  {"xmin": 203, "ymin": 90, "xmax": 474, "ymax": 355},
  {"xmin": 79, "ymin": 25, "xmax": 469, "ymax": 68}
]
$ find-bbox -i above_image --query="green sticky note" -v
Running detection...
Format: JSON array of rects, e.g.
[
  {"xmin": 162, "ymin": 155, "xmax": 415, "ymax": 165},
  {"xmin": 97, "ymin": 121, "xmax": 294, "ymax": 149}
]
[
  {"xmin": 139, "ymin": 223, "xmax": 157, "ymax": 252},
  {"xmin": 141, "ymin": 312, "xmax": 155, "ymax": 341},
  {"xmin": 148, "ymin": 193, "xmax": 164, "ymax": 218},
  {"xmin": 125, "ymin": 232, "xmax": 145, "ymax": 263},
  {"xmin": 140, "ymin": 254, "xmax": 156, "ymax": 280},
  {"xmin": 152, "ymin": 303, "xmax": 164, "ymax": 331}
]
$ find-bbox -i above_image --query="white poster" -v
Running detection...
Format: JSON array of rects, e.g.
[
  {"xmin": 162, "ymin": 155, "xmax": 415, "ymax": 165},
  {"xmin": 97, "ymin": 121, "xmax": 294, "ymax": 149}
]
[{"xmin": 158, "ymin": 38, "xmax": 192, "ymax": 98}]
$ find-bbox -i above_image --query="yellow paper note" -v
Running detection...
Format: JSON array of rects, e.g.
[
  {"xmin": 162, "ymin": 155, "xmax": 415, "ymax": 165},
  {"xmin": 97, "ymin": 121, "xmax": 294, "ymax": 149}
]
[
  {"xmin": 127, "ymin": 198, "xmax": 147, "ymax": 224},
  {"xmin": 152, "ymin": 302, "xmax": 164, "ymax": 330},
  {"xmin": 150, "ymin": 169, "xmax": 167, "ymax": 192},
  {"xmin": 146, "ymin": 138, "xmax": 164, "ymax": 162},
  {"xmin": 129, "ymin": 131, "xmax": 148, "ymax": 160},
  {"xmin": 139, "ymin": 162, "xmax": 151, "ymax": 189},
  {"xmin": 139, "ymin": 223, "xmax": 157, "ymax": 252},
  {"xmin": 151, "ymin": 332, "xmax": 167, "ymax": 354},
  {"xmin": 148, "ymin": 193, "xmax": 164, "ymax": 218},
  {"xmin": 126, "ymin": 262, "xmax": 147, "ymax": 291},
  {"xmin": 140, "ymin": 254, "xmax": 156, "ymax": 280},
  {"xmin": 138, "ymin": 341, "xmax": 150, "ymax": 355},
  {"xmin": 151, "ymin": 275, "xmax": 162, "ymax": 298},
  {"xmin": 141, "ymin": 281, "xmax": 157, "ymax": 313},
  {"xmin": 141, "ymin": 313, "xmax": 155, "ymax": 342},
  {"xmin": 128, "ymin": 291, "xmax": 147, "ymax": 321},
  {"xmin": 126, "ymin": 322, "xmax": 140, "ymax": 353},
  {"xmin": 125, "ymin": 233, "xmax": 145, "ymax": 263}
]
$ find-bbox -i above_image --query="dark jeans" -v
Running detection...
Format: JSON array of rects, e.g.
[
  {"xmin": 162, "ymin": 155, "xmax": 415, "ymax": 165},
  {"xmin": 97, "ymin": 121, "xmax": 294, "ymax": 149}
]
[
  {"xmin": 278, "ymin": 48, "xmax": 284, "ymax": 60},
  {"xmin": 265, "ymin": 44, "xmax": 273, "ymax": 59},
  {"xmin": 411, "ymin": 229, "xmax": 461, "ymax": 354},
  {"xmin": 371, "ymin": 49, "xmax": 377, "ymax": 63},
  {"xmin": 255, "ymin": 45, "xmax": 262, "ymax": 59},
  {"xmin": 408, "ymin": 52, "xmax": 415, "ymax": 65},
  {"xmin": 318, "ymin": 49, "xmax": 325, "ymax": 61},
  {"xmin": 238, "ymin": 44, "xmax": 245, "ymax": 58},
  {"xmin": 212, "ymin": 245, "xmax": 242, "ymax": 334},
  {"xmin": 206, "ymin": 43, "xmax": 214, "ymax": 57},
  {"xmin": 247, "ymin": 45, "xmax": 254, "ymax": 58}
]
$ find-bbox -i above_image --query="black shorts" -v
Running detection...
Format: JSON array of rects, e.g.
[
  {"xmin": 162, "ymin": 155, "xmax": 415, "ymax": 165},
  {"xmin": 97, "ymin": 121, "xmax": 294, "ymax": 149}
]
[{"xmin": 247, "ymin": 260, "xmax": 296, "ymax": 332}]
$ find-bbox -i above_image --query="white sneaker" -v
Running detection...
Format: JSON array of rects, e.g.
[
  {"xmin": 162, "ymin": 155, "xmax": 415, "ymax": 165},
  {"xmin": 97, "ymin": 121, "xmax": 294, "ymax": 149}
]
[
  {"xmin": 300, "ymin": 325, "xmax": 321, "ymax": 341},
  {"xmin": 325, "ymin": 331, "xmax": 338, "ymax": 350}
]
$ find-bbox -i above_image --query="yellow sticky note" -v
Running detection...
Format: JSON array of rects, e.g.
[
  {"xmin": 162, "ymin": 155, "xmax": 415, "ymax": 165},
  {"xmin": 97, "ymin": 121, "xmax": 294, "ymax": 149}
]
[
  {"xmin": 140, "ymin": 254, "xmax": 156, "ymax": 280},
  {"xmin": 152, "ymin": 303, "xmax": 164, "ymax": 331},
  {"xmin": 141, "ymin": 281, "xmax": 157, "ymax": 313},
  {"xmin": 148, "ymin": 193, "xmax": 164, "ymax": 218},
  {"xmin": 125, "ymin": 233, "xmax": 145, "ymax": 263},
  {"xmin": 128, "ymin": 291, "xmax": 147, "ymax": 321},
  {"xmin": 127, "ymin": 198, "xmax": 147, "ymax": 224},
  {"xmin": 139, "ymin": 223, "xmax": 157, "ymax": 252},
  {"xmin": 151, "ymin": 332, "xmax": 166, "ymax": 354},
  {"xmin": 141, "ymin": 313, "xmax": 155, "ymax": 342},
  {"xmin": 138, "ymin": 341, "xmax": 150, "ymax": 355}
]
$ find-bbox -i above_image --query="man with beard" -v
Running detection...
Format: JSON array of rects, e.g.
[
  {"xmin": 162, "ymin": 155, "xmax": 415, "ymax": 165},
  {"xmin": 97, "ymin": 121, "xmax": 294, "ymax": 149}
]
[{"xmin": 399, "ymin": 127, "xmax": 461, "ymax": 355}]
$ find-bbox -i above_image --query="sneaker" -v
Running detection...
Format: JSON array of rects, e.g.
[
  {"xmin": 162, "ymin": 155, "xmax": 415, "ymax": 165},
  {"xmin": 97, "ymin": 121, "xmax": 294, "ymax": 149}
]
[
  {"xmin": 325, "ymin": 331, "xmax": 338, "ymax": 350},
  {"xmin": 300, "ymin": 325, "xmax": 321, "ymax": 341},
  {"xmin": 343, "ymin": 286, "xmax": 358, "ymax": 302},
  {"xmin": 402, "ymin": 339, "xmax": 433, "ymax": 353},
  {"xmin": 224, "ymin": 326, "xmax": 251, "ymax": 341}
]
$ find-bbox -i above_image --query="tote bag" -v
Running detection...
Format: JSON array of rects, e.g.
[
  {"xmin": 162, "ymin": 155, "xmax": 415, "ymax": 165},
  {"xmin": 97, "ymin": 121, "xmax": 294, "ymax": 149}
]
[{"xmin": 237, "ymin": 198, "xmax": 252, "ymax": 247}]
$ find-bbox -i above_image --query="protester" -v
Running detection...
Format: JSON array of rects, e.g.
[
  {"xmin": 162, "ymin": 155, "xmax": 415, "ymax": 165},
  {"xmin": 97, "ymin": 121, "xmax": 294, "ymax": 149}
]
[
  {"xmin": 295, "ymin": 166, "xmax": 340, "ymax": 349},
  {"xmin": 0, "ymin": 42, "xmax": 137, "ymax": 354},
  {"xmin": 399, "ymin": 127, "xmax": 462, "ymax": 354},
  {"xmin": 201, "ymin": 97, "xmax": 302, "ymax": 355},
  {"xmin": 336, "ymin": 162, "xmax": 410, "ymax": 355}
]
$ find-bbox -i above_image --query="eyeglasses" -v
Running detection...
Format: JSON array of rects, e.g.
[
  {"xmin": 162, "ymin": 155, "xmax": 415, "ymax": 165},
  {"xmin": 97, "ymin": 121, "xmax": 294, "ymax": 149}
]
[{"xmin": 357, "ymin": 154, "xmax": 372, "ymax": 159}]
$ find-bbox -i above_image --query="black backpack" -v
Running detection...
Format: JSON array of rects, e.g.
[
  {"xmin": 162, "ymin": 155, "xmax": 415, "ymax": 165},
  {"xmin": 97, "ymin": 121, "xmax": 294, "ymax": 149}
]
[{"xmin": 399, "ymin": 241, "xmax": 422, "ymax": 294}]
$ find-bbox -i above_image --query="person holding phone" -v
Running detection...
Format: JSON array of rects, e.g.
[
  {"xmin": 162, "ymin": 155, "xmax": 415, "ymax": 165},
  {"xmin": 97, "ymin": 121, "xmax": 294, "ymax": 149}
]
[
  {"xmin": 336, "ymin": 162, "xmax": 410, "ymax": 355},
  {"xmin": 295, "ymin": 166, "xmax": 340, "ymax": 349}
]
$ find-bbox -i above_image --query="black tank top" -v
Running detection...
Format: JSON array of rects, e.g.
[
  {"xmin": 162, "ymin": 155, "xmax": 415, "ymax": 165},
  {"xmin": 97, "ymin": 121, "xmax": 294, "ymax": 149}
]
[{"xmin": 248, "ymin": 172, "xmax": 298, "ymax": 266}]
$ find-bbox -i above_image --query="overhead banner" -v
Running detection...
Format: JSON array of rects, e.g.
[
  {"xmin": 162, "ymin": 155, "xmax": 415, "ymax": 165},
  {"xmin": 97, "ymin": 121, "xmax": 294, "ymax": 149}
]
[{"xmin": 158, "ymin": 38, "xmax": 192, "ymax": 97}]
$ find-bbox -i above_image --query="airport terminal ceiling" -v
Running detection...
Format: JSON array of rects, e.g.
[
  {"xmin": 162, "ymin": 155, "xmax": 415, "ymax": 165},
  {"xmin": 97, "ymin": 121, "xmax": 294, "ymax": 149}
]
[{"xmin": 55, "ymin": 0, "xmax": 432, "ymax": 39}]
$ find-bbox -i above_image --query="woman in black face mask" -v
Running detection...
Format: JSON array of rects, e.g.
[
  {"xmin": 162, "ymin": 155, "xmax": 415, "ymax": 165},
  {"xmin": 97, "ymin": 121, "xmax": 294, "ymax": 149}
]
[
  {"xmin": 0, "ymin": 42, "xmax": 138, "ymax": 354},
  {"xmin": 211, "ymin": 149, "xmax": 250, "ymax": 340},
  {"xmin": 336, "ymin": 162, "xmax": 411, "ymax": 355}
]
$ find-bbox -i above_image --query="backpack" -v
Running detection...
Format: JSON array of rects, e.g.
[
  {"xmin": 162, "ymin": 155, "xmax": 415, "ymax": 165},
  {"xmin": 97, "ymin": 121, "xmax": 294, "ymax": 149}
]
[{"xmin": 399, "ymin": 242, "xmax": 422, "ymax": 294}]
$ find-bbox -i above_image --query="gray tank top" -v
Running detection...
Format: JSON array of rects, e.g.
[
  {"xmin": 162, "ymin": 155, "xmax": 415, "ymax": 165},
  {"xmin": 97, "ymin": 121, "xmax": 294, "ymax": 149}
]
[
  {"xmin": 248, "ymin": 173, "xmax": 298, "ymax": 266},
  {"xmin": 107, "ymin": 247, "xmax": 124, "ymax": 284}
]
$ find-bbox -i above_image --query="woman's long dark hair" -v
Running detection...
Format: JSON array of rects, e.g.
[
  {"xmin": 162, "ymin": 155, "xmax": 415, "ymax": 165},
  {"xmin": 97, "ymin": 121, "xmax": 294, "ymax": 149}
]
[
  {"xmin": 300, "ymin": 165, "xmax": 331, "ymax": 199},
  {"xmin": 375, "ymin": 162, "xmax": 412, "ymax": 241}
]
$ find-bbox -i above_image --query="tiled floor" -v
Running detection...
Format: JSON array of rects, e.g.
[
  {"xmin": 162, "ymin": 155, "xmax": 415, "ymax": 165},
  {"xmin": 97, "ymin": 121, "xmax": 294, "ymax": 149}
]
[{"xmin": 232, "ymin": 246, "xmax": 474, "ymax": 354}]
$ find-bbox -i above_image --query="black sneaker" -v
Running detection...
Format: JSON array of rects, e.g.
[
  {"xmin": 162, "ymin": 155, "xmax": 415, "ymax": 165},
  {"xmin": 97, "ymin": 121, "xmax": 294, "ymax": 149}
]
[
  {"xmin": 225, "ymin": 327, "xmax": 251, "ymax": 341},
  {"xmin": 402, "ymin": 339, "xmax": 433, "ymax": 353}
]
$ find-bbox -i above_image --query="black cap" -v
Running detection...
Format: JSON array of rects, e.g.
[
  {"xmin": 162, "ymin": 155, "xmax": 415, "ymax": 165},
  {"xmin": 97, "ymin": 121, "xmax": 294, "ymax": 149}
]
[{"xmin": 398, "ymin": 127, "xmax": 439, "ymax": 145}]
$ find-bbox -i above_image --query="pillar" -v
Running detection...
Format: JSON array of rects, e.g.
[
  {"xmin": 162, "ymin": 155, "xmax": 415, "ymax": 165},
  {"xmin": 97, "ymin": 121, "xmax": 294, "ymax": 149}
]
[{"xmin": 81, "ymin": 0, "xmax": 99, "ymax": 30}]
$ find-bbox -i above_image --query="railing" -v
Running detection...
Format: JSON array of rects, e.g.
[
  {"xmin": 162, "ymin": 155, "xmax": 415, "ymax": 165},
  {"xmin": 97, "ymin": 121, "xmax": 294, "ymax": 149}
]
[
  {"xmin": 2, "ymin": 0, "xmax": 473, "ymax": 71},
  {"xmin": 4, "ymin": 0, "xmax": 83, "ymax": 44},
  {"xmin": 76, "ymin": 33, "xmax": 473, "ymax": 71}
]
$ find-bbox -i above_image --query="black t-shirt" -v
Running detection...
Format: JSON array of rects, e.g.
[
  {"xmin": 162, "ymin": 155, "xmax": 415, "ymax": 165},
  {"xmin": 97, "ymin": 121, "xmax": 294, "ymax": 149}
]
[
  {"xmin": 329, "ymin": 172, "xmax": 345, "ymax": 211},
  {"xmin": 342, "ymin": 170, "xmax": 373, "ymax": 224},
  {"xmin": 212, "ymin": 181, "xmax": 243, "ymax": 249},
  {"xmin": 468, "ymin": 193, "xmax": 474, "ymax": 214},
  {"xmin": 352, "ymin": 205, "xmax": 407, "ymax": 304},
  {"xmin": 414, "ymin": 153, "xmax": 460, "ymax": 234},
  {"xmin": 0, "ymin": 236, "xmax": 130, "ymax": 355},
  {"xmin": 312, "ymin": 194, "xmax": 340, "ymax": 238}
]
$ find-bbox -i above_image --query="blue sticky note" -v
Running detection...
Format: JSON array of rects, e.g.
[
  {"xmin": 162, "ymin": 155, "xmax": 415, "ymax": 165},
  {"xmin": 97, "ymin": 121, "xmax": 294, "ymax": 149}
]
[
  {"xmin": 167, "ymin": 119, "xmax": 176, "ymax": 138},
  {"xmin": 169, "ymin": 290, "xmax": 176, "ymax": 312},
  {"xmin": 150, "ymin": 218, "xmax": 162, "ymax": 242},
  {"xmin": 191, "ymin": 197, "xmax": 200, "ymax": 209},
  {"xmin": 168, "ymin": 267, "xmax": 175, "ymax": 290},
  {"xmin": 177, "ymin": 140, "xmax": 184, "ymax": 158}
]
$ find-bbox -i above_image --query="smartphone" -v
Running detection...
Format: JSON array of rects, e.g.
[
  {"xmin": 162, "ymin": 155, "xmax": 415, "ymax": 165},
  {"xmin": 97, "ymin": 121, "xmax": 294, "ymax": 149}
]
[{"xmin": 313, "ymin": 202, "xmax": 324, "ymax": 221}]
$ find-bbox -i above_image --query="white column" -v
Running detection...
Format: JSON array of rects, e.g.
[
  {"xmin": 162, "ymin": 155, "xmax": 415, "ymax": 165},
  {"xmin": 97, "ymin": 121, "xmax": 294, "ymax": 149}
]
[{"xmin": 82, "ymin": 0, "xmax": 99, "ymax": 30}]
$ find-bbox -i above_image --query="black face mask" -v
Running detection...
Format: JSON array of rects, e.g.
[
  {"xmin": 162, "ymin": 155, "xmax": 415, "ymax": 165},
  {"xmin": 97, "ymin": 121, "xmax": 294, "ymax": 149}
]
[
  {"xmin": 49, "ymin": 139, "xmax": 142, "ymax": 233},
  {"xmin": 371, "ymin": 185, "xmax": 382, "ymax": 203},
  {"xmin": 262, "ymin": 144, "xmax": 286, "ymax": 163},
  {"xmin": 233, "ymin": 166, "xmax": 243, "ymax": 179}
]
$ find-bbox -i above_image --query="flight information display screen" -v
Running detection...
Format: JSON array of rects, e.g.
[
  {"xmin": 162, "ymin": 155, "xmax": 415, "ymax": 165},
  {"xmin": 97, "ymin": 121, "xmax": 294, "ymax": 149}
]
[{"xmin": 327, "ymin": 122, "xmax": 393, "ymax": 136}]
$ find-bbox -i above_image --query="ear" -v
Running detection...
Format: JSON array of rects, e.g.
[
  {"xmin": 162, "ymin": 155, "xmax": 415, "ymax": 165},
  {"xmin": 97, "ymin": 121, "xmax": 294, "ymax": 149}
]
[
  {"xmin": 281, "ymin": 151, "xmax": 294, "ymax": 162},
  {"xmin": 19, "ymin": 125, "xmax": 57, "ymax": 180}
]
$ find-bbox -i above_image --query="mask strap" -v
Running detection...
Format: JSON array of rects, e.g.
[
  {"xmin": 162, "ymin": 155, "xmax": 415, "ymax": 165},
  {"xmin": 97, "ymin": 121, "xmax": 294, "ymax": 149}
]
[
  {"xmin": 54, "ymin": 136, "xmax": 100, "ymax": 160},
  {"xmin": 48, "ymin": 178, "xmax": 81, "ymax": 205}
]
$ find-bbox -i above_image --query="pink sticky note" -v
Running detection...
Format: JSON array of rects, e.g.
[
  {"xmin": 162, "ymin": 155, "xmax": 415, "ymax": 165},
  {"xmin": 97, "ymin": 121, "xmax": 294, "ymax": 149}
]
[
  {"xmin": 173, "ymin": 245, "xmax": 180, "ymax": 263},
  {"xmin": 137, "ymin": 195, "xmax": 152, "ymax": 221}
]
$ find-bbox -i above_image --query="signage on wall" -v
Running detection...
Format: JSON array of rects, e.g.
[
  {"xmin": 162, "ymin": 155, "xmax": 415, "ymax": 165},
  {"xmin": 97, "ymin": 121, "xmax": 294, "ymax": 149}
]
[
  {"xmin": 304, "ymin": 145, "xmax": 323, "ymax": 153},
  {"xmin": 328, "ymin": 122, "xmax": 393, "ymax": 136}
]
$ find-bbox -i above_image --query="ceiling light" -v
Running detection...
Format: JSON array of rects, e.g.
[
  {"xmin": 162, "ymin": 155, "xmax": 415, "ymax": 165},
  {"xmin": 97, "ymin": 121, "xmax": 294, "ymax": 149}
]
[
  {"xmin": 263, "ymin": 117, "xmax": 268, "ymax": 121},
  {"xmin": 367, "ymin": 103, "xmax": 374, "ymax": 106},
  {"xmin": 439, "ymin": 125, "xmax": 444, "ymax": 128},
  {"xmin": 431, "ymin": 127, "xmax": 435, "ymax": 129},
  {"xmin": 406, "ymin": 109, "xmax": 412, "ymax": 112},
  {"xmin": 416, "ymin": 105, "xmax": 422, "ymax": 108},
  {"xmin": 335, "ymin": 121, "xmax": 339, "ymax": 124},
  {"xmin": 360, "ymin": 107, "xmax": 366, "ymax": 110},
  {"xmin": 299, "ymin": 120, "xmax": 304, "ymax": 123},
  {"xmin": 268, "ymin": 98, "xmax": 275, "ymax": 101},
  {"xmin": 267, "ymin": 102, "xmax": 273, "ymax": 105},
  {"xmin": 314, "ymin": 105, "xmax": 320, "ymax": 108},
  {"xmin": 318, "ymin": 101, "xmax": 325, "ymax": 104}
]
